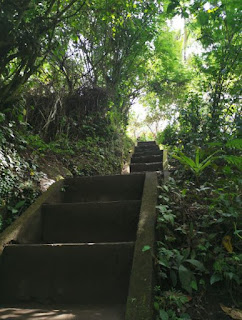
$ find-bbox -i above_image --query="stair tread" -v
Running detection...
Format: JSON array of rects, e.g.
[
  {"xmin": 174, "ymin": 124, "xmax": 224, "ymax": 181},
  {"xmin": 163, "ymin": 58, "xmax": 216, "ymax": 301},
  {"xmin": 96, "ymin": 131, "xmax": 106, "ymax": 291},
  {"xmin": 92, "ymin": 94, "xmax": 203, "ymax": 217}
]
[
  {"xmin": 1, "ymin": 242, "xmax": 134, "ymax": 304},
  {"xmin": 132, "ymin": 150, "xmax": 162, "ymax": 156},
  {"xmin": 0, "ymin": 304, "xmax": 125, "ymax": 320},
  {"xmin": 131, "ymin": 161, "xmax": 162, "ymax": 165},
  {"xmin": 6, "ymin": 242, "xmax": 134, "ymax": 246},
  {"xmin": 130, "ymin": 162, "xmax": 162, "ymax": 173},
  {"xmin": 43, "ymin": 199, "xmax": 141, "ymax": 207}
]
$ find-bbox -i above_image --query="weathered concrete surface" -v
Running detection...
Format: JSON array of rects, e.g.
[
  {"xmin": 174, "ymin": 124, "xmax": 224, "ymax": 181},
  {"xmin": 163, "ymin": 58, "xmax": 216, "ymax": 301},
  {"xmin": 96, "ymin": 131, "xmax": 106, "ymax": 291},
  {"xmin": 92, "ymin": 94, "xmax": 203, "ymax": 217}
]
[
  {"xmin": 130, "ymin": 162, "xmax": 162, "ymax": 173},
  {"xmin": 0, "ymin": 243, "xmax": 134, "ymax": 304},
  {"xmin": 134, "ymin": 145, "xmax": 159, "ymax": 153},
  {"xmin": 62, "ymin": 174, "xmax": 145, "ymax": 203},
  {"xmin": 137, "ymin": 141, "xmax": 156, "ymax": 146},
  {"xmin": 131, "ymin": 154, "xmax": 163, "ymax": 164},
  {"xmin": 0, "ymin": 180, "xmax": 64, "ymax": 254},
  {"xmin": 0, "ymin": 152, "xmax": 162, "ymax": 320},
  {"xmin": 133, "ymin": 149, "xmax": 162, "ymax": 156},
  {"xmin": 0, "ymin": 304, "xmax": 125, "ymax": 320},
  {"xmin": 125, "ymin": 172, "xmax": 158, "ymax": 320},
  {"xmin": 42, "ymin": 200, "xmax": 141, "ymax": 243},
  {"xmin": 130, "ymin": 141, "xmax": 165, "ymax": 174}
]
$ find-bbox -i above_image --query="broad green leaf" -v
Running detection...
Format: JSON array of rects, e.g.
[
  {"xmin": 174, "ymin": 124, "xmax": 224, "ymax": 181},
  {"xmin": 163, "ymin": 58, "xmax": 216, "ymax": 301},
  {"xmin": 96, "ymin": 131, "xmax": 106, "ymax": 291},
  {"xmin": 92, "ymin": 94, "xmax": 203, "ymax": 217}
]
[
  {"xmin": 154, "ymin": 301, "xmax": 159, "ymax": 311},
  {"xmin": 191, "ymin": 279, "xmax": 198, "ymax": 290},
  {"xmin": 159, "ymin": 309, "xmax": 169, "ymax": 320},
  {"xmin": 142, "ymin": 245, "xmax": 151, "ymax": 252},
  {"xmin": 178, "ymin": 265, "xmax": 193, "ymax": 293},
  {"xmin": 170, "ymin": 269, "xmax": 177, "ymax": 286},
  {"xmin": 186, "ymin": 259, "xmax": 205, "ymax": 272},
  {"xmin": 210, "ymin": 274, "xmax": 222, "ymax": 285},
  {"xmin": 15, "ymin": 200, "xmax": 26, "ymax": 209}
]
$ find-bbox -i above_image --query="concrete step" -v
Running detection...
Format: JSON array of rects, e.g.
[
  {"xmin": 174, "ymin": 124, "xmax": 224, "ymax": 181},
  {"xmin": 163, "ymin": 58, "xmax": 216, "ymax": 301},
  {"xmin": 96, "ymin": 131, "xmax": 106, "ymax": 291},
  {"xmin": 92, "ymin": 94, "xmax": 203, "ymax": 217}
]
[
  {"xmin": 42, "ymin": 200, "xmax": 141, "ymax": 243},
  {"xmin": 131, "ymin": 154, "xmax": 163, "ymax": 164},
  {"xmin": 130, "ymin": 162, "xmax": 162, "ymax": 173},
  {"xmin": 60, "ymin": 174, "xmax": 145, "ymax": 203},
  {"xmin": 0, "ymin": 304, "xmax": 125, "ymax": 320},
  {"xmin": 134, "ymin": 145, "xmax": 159, "ymax": 153},
  {"xmin": 137, "ymin": 141, "xmax": 156, "ymax": 146},
  {"xmin": 132, "ymin": 149, "xmax": 162, "ymax": 157},
  {"xmin": 0, "ymin": 243, "xmax": 134, "ymax": 304}
]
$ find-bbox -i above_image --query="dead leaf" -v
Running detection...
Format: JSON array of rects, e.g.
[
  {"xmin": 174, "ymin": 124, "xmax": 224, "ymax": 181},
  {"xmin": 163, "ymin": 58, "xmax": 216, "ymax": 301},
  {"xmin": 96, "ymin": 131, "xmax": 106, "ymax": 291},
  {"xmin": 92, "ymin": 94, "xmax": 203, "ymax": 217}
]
[
  {"xmin": 222, "ymin": 235, "xmax": 233, "ymax": 253},
  {"xmin": 220, "ymin": 304, "xmax": 242, "ymax": 320}
]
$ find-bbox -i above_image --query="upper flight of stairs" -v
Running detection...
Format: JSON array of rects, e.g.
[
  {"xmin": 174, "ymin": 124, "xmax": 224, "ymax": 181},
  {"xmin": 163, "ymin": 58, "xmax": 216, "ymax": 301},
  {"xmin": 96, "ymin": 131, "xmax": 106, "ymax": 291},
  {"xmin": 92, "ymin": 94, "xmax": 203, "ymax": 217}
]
[{"xmin": 130, "ymin": 141, "xmax": 163, "ymax": 173}]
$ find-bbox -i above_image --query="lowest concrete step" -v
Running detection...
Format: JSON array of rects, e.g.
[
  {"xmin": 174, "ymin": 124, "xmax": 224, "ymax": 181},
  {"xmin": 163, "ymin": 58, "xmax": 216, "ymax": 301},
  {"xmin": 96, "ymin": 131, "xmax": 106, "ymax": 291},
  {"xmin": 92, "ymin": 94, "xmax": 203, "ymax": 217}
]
[
  {"xmin": 131, "ymin": 154, "xmax": 163, "ymax": 164},
  {"xmin": 42, "ymin": 200, "xmax": 141, "ymax": 243},
  {"xmin": 60, "ymin": 174, "xmax": 145, "ymax": 203},
  {"xmin": 130, "ymin": 162, "xmax": 162, "ymax": 173},
  {"xmin": 0, "ymin": 242, "xmax": 134, "ymax": 304},
  {"xmin": 0, "ymin": 304, "xmax": 125, "ymax": 320}
]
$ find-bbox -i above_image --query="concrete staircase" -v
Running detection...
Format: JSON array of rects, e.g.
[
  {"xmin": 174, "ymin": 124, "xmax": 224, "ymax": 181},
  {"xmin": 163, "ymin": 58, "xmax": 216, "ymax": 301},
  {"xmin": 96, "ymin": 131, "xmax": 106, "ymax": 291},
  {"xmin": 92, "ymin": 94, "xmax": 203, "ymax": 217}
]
[
  {"xmin": 0, "ymin": 174, "xmax": 144, "ymax": 319},
  {"xmin": 0, "ymin": 141, "xmax": 162, "ymax": 320},
  {"xmin": 130, "ymin": 141, "xmax": 163, "ymax": 173}
]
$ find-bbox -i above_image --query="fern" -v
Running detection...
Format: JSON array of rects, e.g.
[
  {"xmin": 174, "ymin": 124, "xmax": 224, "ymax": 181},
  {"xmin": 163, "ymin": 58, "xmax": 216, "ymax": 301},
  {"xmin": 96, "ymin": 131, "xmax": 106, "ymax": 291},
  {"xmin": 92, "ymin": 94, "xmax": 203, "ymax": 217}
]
[
  {"xmin": 226, "ymin": 139, "xmax": 242, "ymax": 150},
  {"xmin": 222, "ymin": 155, "xmax": 242, "ymax": 170}
]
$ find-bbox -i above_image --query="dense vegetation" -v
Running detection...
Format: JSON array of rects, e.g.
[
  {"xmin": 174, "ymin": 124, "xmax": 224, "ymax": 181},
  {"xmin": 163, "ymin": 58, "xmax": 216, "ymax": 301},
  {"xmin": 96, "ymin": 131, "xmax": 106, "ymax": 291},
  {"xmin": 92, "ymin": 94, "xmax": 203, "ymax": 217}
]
[{"xmin": 0, "ymin": 0, "xmax": 241, "ymax": 318}]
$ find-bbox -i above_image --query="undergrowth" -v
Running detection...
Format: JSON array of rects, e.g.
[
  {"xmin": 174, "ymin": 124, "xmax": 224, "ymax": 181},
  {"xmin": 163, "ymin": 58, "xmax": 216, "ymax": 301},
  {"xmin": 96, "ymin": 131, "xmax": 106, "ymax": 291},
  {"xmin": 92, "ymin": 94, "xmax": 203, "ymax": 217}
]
[
  {"xmin": 155, "ymin": 145, "xmax": 242, "ymax": 320},
  {"xmin": 0, "ymin": 114, "xmax": 133, "ymax": 233}
]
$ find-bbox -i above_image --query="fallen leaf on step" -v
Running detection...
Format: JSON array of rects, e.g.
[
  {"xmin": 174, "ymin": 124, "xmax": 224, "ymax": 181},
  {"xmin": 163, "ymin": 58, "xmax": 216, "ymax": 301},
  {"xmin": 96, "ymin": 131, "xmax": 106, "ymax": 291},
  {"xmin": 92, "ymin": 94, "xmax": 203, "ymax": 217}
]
[{"xmin": 220, "ymin": 304, "xmax": 242, "ymax": 319}]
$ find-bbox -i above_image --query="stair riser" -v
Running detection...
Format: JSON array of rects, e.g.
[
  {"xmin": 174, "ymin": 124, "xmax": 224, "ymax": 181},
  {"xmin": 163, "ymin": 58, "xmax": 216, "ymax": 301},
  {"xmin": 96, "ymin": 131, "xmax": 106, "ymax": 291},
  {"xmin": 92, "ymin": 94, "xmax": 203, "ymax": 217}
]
[
  {"xmin": 130, "ymin": 163, "xmax": 162, "ymax": 173},
  {"xmin": 42, "ymin": 201, "xmax": 141, "ymax": 243},
  {"xmin": 131, "ymin": 155, "xmax": 163, "ymax": 164},
  {"xmin": 134, "ymin": 146, "xmax": 159, "ymax": 153},
  {"xmin": 133, "ymin": 150, "xmax": 162, "ymax": 156},
  {"xmin": 0, "ymin": 244, "xmax": 134, "ymax": 304},
  {"xmin": 137, "ymin": 141, "xmax": 156, "ymax": 146},
  {"xmin": 61, "ymin": 174, "xmax": 145, "ymax": 203}
]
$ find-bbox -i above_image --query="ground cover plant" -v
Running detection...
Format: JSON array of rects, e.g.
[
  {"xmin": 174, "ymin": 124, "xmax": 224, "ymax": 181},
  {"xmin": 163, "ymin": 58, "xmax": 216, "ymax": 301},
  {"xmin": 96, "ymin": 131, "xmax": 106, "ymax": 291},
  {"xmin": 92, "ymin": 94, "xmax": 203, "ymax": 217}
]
[{"xmin": 154, "ymin": 142, "xmax": 242, "ymax": 319}]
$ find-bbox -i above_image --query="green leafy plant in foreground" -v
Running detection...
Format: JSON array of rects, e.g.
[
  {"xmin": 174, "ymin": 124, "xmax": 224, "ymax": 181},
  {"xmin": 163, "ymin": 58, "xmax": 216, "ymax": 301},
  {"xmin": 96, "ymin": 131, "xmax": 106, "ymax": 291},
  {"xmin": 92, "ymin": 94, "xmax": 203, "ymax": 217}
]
[
  {"xmin": 155, "ymin": 169, "xmax": 242, "ymax": 318},
  {"xmin": 154, "ymin": 287, "xmax": 191, "ymax": 320},
  {"xmin": 172, "ymin": 148, "xmax": 221, "ymax": 178}
]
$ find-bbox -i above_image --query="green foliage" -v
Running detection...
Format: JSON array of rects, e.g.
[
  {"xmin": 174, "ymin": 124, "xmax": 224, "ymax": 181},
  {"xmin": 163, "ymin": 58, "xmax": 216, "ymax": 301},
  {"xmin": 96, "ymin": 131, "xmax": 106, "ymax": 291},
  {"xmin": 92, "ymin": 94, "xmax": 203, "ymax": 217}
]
[
  {"xmin": 154, "ymin": 288, "xmax": 191, "ymax": 320},
  {"xmin": 0, "ymin": 0, "xmax": 87, "ymax": 105},
  {"xmin": 172, "ymin": 148, "xmax": 221, "ymax": 178},
  {"xmin": 157, "ymin": 125, "xmax": 179, "ymax": 147},
  {"xmin": 221, "ymin": 155, "xmax": 242, "ymax": 170},
  {"xmin": 152, "ymin": 0, "xmax": 241, "ymax": 145},
  {"xmin": 0, "ymin": 124, "xmax": 42, "ymax": 231},
  {"xmin": 155, "ymin": 164, "xmax": 242, "ymax": 317},
  {"xmin": 0, "ymin": 115, "xmax": 131, "ymax": 232},
  {"xmin": 156, "ymin": 245, "xmax": 206, "ymax": 294},
  {"xmin": 226, "ymin": 139, "xmax": 242, "ymax": 150}
]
